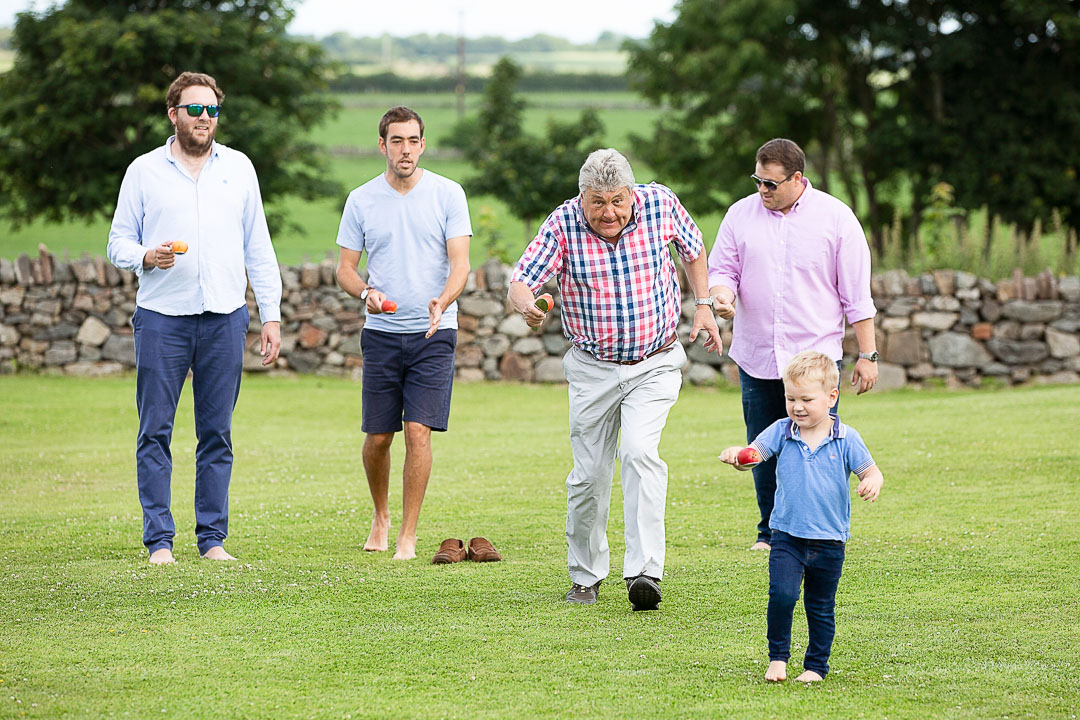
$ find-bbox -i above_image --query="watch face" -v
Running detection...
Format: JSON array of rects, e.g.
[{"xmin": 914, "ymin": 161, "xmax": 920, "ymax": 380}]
[{"xmin": 868, "ymin": 351, "xmax": 878, "ymax": 362}]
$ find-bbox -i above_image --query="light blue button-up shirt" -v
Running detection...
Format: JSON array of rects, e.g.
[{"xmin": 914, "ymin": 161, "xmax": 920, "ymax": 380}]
[{"xmin": 107, "ymin": 137, "xmax": 282, "ymax": 323}]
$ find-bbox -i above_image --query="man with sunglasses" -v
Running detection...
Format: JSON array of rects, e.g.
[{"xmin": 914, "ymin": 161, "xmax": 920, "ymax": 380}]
[
  {"xmin": 707, "ymin": 138, "xmax": 878, "ymax": 551},
  {"xmin": 107, "ymin": 71, "xmax": 282, "ymax": 565}
]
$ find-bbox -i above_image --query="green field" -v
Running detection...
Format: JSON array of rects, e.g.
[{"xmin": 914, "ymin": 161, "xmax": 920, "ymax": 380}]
[{"xmin": 1, "ymin": 376, "xmax": 1078, "ymax": 718}]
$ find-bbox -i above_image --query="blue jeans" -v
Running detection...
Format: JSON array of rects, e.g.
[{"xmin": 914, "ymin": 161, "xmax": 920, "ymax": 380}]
[
  {"xmin": 132, "ymin": 306, "xmax": 248, "ymax": 555},
  {"xmin": 738, "ymin": 363, "xmax": 841, "ymax": 544},
  {"xmin": 767, "ymin": 530, "xmax": 845, "ymax": 676}
]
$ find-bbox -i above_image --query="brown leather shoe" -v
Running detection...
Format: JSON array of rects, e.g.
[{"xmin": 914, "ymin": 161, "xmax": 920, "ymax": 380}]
[
  {"xmin": 466, "ymin": 537, "xmax": 502, "ymax": 562},
  {"xmin": 431, "ymin": 538, "xmax": 467, "ymax": 564}
]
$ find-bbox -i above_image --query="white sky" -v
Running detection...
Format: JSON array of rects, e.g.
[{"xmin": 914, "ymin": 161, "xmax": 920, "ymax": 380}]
[{"xmin": 0, "ymin": 0, "xmax": 679, "ymax": 42}]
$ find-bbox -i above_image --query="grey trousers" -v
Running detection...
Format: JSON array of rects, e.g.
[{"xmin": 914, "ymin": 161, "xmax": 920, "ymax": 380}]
[{"xmin": 562, "ymin": 342, "xmax": 686, "ymax": 587}]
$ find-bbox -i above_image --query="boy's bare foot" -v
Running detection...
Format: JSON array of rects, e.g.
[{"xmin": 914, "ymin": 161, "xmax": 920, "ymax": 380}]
[
  {"xmin": 794, "ymin": 670, "xmax": 824, "ymax": 682},
  {"xmin": 364, "ymin": 514, "xmax": 390, "ymax": 552},
  {"xmin": 149, "ymin": 548, "xmax": 176, "ymax": 565},
  {"xmin": 750, "ymin": 541, "xmax": 771, "ymax": 551},
  {"xmin": 392, "ymin": 534, "xmax": 416, "ymax": 560},
  {"xmin": 201, "ymin": 546, "xmax": 236, "ymax": 561},
  {"xmin": 765, "ymin": 661, "xmax": 787, "ymax": 682}
]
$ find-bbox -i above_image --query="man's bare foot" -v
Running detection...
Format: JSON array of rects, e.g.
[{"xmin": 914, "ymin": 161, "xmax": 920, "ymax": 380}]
[
  {"xmin": 392, "ymin": 534, "xmax": 416, "ymax": 560},
  {"xmin": 794, "ymin": 670, "xmax": 824, "ymax": 682},
  {"xmin": 364, "ymin": 514, "xmax": 391, "ymax": 552},
  {"xmin": 750, "ymin": 541, "xmax": 771, "ymax": 551},
  {"xmin": 765, "ymin": 660, "xmax": 787, "ymax": 682},
  {"xmin": 149, "ymin": 548, "xmax": 176, "ymax": 565},
  {"xmin": 201, "ymin": 546, "xmax": 236, "ymax": 561}
]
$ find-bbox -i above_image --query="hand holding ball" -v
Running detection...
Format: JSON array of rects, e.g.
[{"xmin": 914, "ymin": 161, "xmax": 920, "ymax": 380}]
[
  {"xmin": 380, "ymin": 299, "xmax": 397, "ymax": 314},
  {"xmin": 736, "ymin": 447, "xmax": 762, "ymax": 468}
]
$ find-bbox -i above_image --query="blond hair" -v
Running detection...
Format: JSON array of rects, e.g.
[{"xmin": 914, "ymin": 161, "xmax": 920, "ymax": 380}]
[{"xmin": 783, "ymin": 351, "xmax": 839, "ymax": 391}]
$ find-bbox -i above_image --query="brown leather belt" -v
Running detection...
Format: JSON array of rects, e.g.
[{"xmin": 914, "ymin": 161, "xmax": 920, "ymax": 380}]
[{"xmin": 614, "ymin": 334, "xmax": 678, "ymax": 365}]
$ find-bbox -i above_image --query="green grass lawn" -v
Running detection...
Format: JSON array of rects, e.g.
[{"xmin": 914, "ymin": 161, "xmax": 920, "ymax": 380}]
[{"xmin": 1, "ymin": 376, "xmax": 1078, "ymax": 718}]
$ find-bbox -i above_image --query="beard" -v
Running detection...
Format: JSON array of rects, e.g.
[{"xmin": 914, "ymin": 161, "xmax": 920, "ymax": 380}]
[{"xmin": 174, "ymin": 120, "xmax": 215, "ymax": 156}]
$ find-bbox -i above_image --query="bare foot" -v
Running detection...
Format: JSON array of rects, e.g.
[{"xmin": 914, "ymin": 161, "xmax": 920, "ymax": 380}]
[
  {"xmin": 149, "ymin": 548, "xmax": 176, "ymax": 565},
  {"xmin": 201, "ymin": 546, "xmax": 236, "ymax": 561},
  {"xmin": 750, "ymin": 541, "xmax": 771, "ymax": 551},
  {"xmin": 364, "ymin": 513, "xmax": 390, "ymax": 552},
  {"xmin": 392, "ymin": 534, "xmax": 417, "ymax": 560},
  {"xmin": 794, "ymin": 670, "xmax": 824, "ymax": 682},
  {"xmin": 765, "ymin": 660, "xmax": 787, "ymax": 682}
]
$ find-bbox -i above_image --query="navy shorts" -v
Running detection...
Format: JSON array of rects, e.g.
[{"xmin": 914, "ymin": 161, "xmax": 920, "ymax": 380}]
[{"xmin": 360, "ymin": 328, "xmax": 457, "ymax": 434}]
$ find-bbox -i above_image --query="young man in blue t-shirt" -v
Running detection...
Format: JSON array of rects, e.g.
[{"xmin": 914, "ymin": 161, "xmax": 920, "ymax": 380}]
[
  {"xmin": 335, "ymin": 106, "xmax": 472, "ymax": 560},
  {"xmin": 721, "ymin": 350, "xmax": 885, "ymax": 682}
]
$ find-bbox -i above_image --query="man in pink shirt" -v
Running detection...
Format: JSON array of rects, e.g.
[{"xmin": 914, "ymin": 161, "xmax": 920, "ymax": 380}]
[{"xmin": 707, "ymin": 138, "xmax": 879, "ymax": 550}]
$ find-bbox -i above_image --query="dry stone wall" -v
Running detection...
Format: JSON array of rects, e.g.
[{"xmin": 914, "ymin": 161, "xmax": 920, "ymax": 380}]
[{"xmin": 2, "ymin": 250, "xmax": 1078, "ymax": 390}]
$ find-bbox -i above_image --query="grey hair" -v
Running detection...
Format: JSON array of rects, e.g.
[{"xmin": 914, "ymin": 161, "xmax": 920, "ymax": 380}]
[{"xmin": 578, "ymin": 148, "xmax": 635, "ymax": 194}]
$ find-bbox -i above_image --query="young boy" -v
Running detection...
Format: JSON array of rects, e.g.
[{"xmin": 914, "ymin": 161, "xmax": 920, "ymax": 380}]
[{"xmin": 720, "ymin": 350, "xmax": 884, "ymax": 683}]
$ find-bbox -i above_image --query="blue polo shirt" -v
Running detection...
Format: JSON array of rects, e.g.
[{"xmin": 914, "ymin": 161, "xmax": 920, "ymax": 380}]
[{"xmin": 751, "ymin": 417, "xmax": 875, "ymax": 542}]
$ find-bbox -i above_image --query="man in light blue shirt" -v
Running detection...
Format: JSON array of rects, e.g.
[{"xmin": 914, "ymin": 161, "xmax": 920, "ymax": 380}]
[
  {"xmin": 336, "ymin": 106, "xmax": 472, "ymax": 561},
  {"xmin": 107, "ymin": 71, "xmax": 282, "ymax": 565}
]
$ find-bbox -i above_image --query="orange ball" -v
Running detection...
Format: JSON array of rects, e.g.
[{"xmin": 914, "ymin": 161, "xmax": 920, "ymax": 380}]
[
  {"xmin": 535, "ymin": 293, "xmax": 554, "ymax": 313},
  {"xmin": 171, "ymin": 241, "xmax": 188, "ymax": 254},
  {"xmin": 381, "ymin": 300, "xmax": 397, "ymax": 314}
]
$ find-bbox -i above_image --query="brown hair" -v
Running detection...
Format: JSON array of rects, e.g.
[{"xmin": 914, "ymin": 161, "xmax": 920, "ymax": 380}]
[
  {"xmin": 166, "ymin": 72, "xmax": 224, "ymax": 110},
  {"xmin": 378, "ymin": 106, "xmax": 424, "ymax": 140},
  {"xmin": 755, "ymin": 138, "xmax": 805, "ymax": 175},
  {"xmin": 783, "ymin": 350, "xmax": 839, "ymax": 391}
]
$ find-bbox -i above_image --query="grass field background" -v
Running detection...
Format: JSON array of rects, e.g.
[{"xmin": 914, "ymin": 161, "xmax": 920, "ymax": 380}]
[{"xmin": 1, "ymin": 376, "xmax": 1078, "ymax": 718}]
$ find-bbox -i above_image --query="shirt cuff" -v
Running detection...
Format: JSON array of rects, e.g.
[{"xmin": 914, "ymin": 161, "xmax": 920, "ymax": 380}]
[
  {"xmin": 258, "ymin": 308, "xmax": 281, "ymax": 324},
  {"xmin": 844, "ymin": 299, "xmax": 877, "ymax": 324},
  {"xmin": 708, "ymin": 272, "xmax": 738, "ymax": 292}
]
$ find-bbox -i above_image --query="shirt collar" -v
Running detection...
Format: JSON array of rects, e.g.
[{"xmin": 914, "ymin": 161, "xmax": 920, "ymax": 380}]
[
  {"xmin": 163, "ymin": 135, "xmax": 220, "ymax": 165},
  {"xmin": 787, "ymin": 177, "xmax": 813, "ymax": 214},
  {"xmin": 785, "ymin": 415, "xmax": 845, "ymax": 442}
]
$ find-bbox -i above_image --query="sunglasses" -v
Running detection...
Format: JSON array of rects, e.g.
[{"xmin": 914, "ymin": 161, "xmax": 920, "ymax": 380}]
[
  {"xmin": 175, "ymin": 104, "xmax": 221, "ymax": 118},
  {"xmin": 751, "ymin": 171, "xmax": 795, "ymax": 192}
]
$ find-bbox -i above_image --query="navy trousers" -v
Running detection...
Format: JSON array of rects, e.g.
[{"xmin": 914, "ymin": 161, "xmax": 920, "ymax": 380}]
[
  {"xmin": 767, "ymin": 530, "xmax": 845, "ymax": 676},
  {"xmin": 132, "ymin": 306, "xmax": 248, "ymax": 555},
  {"xmin": 738, "ymin": 363, "xmax": 842, "ymax": 544}
]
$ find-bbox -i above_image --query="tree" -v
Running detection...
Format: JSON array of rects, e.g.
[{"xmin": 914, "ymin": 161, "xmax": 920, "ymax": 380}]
[
  {"xmin": 626, "ymin": 0, "xmax": 1080, "ymax": 254},
  {"xmin": 443, "ymin": 57, "xmax": 605, "ymax": 236},
  {"xmin": 0, "ymin": 0, "xmax": 341, "ymax": 232}
]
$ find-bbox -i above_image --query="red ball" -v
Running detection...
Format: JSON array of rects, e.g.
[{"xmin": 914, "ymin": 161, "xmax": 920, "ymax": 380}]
[{"xmin": 736, "ymin": 447, "xmax": 762, "ymax": 467}]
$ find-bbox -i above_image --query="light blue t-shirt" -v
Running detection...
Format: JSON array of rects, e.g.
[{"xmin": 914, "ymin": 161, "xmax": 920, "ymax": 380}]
[
  {"xmin": 336, "ymin": 169, "xmax": 472, "ymax": 333},
  {"xmin": 751, "ymin": 417, "xmax": 875, "ymax": 542}
]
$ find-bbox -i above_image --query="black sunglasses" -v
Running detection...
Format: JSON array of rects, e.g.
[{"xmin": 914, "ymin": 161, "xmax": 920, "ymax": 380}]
[
  {"xmin": 175, "ymin": 103, "xmax": 221, "ymax": 118},
  {"xmin": 751, "ymin": 171, "xmax": 795, "ymax": 192}
]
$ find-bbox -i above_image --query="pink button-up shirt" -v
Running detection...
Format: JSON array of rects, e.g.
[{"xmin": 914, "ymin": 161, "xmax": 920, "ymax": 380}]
[{"xmin": 707, "ymin": 178, "xmax": 876, "ymax": 379}]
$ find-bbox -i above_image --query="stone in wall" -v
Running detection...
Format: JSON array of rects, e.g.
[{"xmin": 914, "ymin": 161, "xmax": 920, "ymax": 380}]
[
  {"xmin": 76, "ymin": 316, "xmax": 111, "ymax": 347},
  {"xmin": 1045, "ymin": 328, "xmax": 1080, "ymax": 359},
  {"xmin": 985, "ymin": 338, "xmax": 1049, "ymax": 364},
  {"xmin": 928, "ymin": 332, "xmax": 993, "ymax": 368},
  {"xmin": 1001, "ymin": 301, "xmax": 1062, "ymax": 324}
]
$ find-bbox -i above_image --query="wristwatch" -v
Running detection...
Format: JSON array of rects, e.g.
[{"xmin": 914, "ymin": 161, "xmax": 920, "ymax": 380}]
[
  {"xmin": 694, "ymin": 297, "xmax": 713, "ymax": 306},
  {"xmin": 360, "ymin": 287, "xmax": 370, "ymax": 301},
  {"xmin": 859, "ymin": 351, "xmax": 879, "ymax": 362}
]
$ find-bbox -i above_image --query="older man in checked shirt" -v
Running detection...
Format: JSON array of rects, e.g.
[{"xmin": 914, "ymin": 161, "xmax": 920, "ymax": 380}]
[
  {"xmin": 707, "ymin": 138, "xmax": 879, "ymax": 552},
  {"xmin": 508, "ymin": 149, "xmax": 722, "ymax": 611}
]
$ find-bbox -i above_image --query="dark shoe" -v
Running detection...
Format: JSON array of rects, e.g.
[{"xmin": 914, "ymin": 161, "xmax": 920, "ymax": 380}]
[
  {"xmin": 626, "ymin": 575, "xmax": 661, "ymax": 611},
  {"xmin": 565, "ymin": 580, "xmax": 602, "ymax": 605},
  {"xmin": 466, "ymin": 537, "xmax": 502, "ymax": 562},
  {"xmin": 431, "ymin": 538, "xmax": 467, "ymax": 564}
]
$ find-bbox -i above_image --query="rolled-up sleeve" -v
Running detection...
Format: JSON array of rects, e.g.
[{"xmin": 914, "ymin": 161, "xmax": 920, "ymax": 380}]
[
  {"xmin": 707, "ymin": 215, "xmax": 741, "ymax": 293},
  {"xmin": 240, "ymin": 162, "xmax": 282, "ymax": 323},
  {"xmin": 665, "ymin": 188, "xmax": 703, "ymax": 263},
  {"xmin": 835, "ymin": 211, "xmax": 875, "ymax": 324},
  {"xmin": 106, "ymin": 165, "xmax": 148, "ymax": 277}
]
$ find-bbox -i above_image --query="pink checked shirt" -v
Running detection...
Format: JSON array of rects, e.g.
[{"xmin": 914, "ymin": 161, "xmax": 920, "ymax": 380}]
[
  {"xmin": 511, "ymin": 183, "xmax": 703, "ymax": 362},
  {"xmin": 707, "ymin": 178, "xmax": 876, "ymax": 379}
]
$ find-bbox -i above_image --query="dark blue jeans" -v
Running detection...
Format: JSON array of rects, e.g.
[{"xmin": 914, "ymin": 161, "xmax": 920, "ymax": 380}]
[
  {"xmin": 767, "ymin": 530, "xmax": 845, "ymax": 676},
  {"xmin": 132, "ymin": 306, "xmax": 248, "ymax": 555},
  {"xmin": 738, "ymin": 363, "xmax": 841, "ymax": 544}
]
